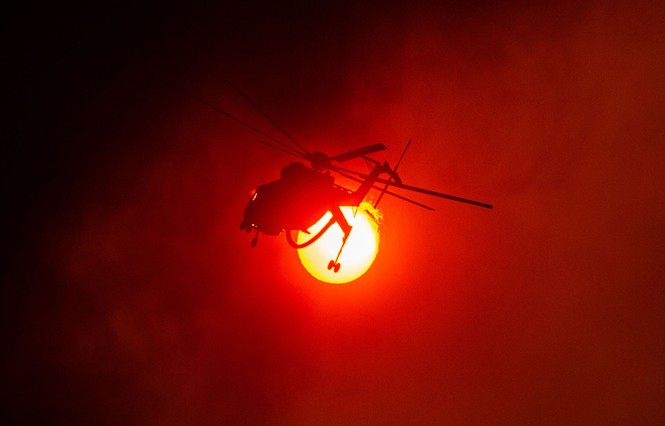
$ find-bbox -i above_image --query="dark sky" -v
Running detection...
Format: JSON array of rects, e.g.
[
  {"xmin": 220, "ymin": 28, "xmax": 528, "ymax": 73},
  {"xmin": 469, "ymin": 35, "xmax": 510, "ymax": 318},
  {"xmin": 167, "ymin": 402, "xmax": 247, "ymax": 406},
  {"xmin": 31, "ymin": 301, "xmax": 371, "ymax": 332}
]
[{"xmin": 3, "ymin": 1, "xmax": 665, "ymax": 423}]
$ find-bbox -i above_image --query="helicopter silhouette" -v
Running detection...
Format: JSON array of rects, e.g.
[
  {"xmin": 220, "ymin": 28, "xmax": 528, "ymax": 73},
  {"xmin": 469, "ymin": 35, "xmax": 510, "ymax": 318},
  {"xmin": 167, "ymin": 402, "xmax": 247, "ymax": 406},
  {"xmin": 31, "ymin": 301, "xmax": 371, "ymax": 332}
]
[{"xmin": 174, "ymin": 81, "xmax": 492, "ymax": 272}]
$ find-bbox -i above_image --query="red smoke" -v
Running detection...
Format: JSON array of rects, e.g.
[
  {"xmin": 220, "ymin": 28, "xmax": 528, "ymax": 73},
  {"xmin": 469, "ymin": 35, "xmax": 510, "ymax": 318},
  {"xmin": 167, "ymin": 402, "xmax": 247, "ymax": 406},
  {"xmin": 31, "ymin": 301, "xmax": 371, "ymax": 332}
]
[{"xmin": 4, "ymin": 1, "xmax": 665, "ymax": 423}]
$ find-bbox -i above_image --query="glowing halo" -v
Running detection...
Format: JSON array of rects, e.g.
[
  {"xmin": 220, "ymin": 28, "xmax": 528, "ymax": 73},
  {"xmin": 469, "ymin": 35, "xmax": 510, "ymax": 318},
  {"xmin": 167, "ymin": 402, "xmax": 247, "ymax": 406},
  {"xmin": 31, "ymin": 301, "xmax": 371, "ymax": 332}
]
[{"xmin": 297, "ymin": 203, "xmax": 380, "ymax": 284}]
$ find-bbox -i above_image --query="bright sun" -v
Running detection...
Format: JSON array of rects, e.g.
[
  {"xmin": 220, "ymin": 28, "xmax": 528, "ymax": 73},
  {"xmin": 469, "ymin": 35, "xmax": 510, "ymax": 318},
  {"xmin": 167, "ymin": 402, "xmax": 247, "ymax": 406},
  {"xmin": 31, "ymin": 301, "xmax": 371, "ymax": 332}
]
[{"xmin": 297, "ymin": 203, "xmax": 380, "ymax": 284}]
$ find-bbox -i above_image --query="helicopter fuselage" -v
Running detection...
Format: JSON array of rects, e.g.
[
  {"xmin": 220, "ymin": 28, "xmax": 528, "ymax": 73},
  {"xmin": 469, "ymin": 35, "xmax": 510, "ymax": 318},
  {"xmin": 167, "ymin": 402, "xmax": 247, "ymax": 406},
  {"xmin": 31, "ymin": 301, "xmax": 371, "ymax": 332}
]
[{"xmin": 240, "ymin": 162, "xmax": 353, "ymax": 236}]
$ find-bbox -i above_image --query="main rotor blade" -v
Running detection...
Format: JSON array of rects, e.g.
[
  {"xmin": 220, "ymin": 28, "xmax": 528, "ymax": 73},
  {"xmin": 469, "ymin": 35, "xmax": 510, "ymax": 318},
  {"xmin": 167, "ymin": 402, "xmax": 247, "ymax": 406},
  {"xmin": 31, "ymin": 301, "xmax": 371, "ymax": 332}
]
[
  {"xmin": 168, "ymin": 82, "xmax": 304, "ymax": 158},
  {"xmin": 225, "ymin": 80, "xmax": 310, "ymax": 156},
  {"xmin": 333, "ymin": 169, "xmax": 435, "ymax": 211},
  {"xmin": 376, "ymin": 178, "xmax": 493, "ymax": 209},
  {"xmin": 330, "ymin": 165, "xmax": 493, "ymax": 209},
  {"xmin": 257, "ymin": 139, "xmax": 307, "ymax": 159},
  {"xmin": 330, "ymin": 143, "xmax": 387, "ymax": 163},
  {"xmin": 374, "ymin": 186, "xmax": 435, "ymax": 210}
]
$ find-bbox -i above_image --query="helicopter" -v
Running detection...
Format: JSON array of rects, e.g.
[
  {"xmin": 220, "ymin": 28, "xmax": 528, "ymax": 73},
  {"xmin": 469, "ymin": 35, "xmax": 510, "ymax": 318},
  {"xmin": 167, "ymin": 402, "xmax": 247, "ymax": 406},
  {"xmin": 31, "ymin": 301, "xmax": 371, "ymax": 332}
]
[{"xmin": 174, "ymin": 81, "xmax": 493, "ymax": 272}]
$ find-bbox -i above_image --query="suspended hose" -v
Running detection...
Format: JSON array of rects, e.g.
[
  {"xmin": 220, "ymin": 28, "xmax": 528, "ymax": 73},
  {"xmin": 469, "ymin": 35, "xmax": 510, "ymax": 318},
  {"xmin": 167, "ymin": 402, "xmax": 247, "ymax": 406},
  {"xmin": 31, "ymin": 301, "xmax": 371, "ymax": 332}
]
[{"xmin": 285, "ymin": 216, "xmax": 336, "ymax": 249}]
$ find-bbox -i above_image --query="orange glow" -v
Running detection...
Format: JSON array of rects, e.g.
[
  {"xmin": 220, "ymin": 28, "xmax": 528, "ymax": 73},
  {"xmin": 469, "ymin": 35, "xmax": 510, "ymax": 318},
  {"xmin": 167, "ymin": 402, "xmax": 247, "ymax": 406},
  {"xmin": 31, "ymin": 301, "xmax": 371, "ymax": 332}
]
[{"xmin": 297, "ymin": 203, "xmax": 380, "ymax": 284}]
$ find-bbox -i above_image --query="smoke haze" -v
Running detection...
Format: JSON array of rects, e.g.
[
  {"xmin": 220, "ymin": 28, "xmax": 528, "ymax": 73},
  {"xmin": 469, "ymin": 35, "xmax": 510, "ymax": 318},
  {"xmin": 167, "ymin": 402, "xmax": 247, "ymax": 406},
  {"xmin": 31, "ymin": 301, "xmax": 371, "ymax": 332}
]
[{"xmin": 4, "ymin": 1, "xmax": 665, "ymax": 423}]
